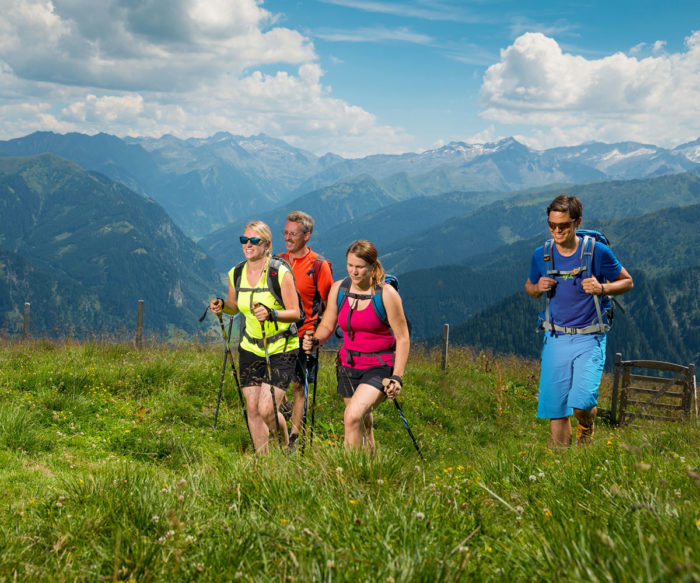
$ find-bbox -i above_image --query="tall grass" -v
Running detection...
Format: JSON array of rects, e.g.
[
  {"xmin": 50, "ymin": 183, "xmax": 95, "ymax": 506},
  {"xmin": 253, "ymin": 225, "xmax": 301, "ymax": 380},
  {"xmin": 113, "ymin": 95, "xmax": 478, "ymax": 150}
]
[{"xmin": 0, "ymin": 340, "xmax": 697, "ymax": 582}]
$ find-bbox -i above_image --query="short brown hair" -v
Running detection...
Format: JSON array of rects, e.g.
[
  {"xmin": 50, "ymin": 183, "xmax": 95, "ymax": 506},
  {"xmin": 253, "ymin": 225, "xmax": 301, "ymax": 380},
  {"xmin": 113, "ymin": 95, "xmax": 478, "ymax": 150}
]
[
  {"xmin": 546, "ymin": 194, "xmax": 582, "ymax": 221},
  {"xmin": 286, "ymin": 210, "xmax": 314, "ymax": 234}
]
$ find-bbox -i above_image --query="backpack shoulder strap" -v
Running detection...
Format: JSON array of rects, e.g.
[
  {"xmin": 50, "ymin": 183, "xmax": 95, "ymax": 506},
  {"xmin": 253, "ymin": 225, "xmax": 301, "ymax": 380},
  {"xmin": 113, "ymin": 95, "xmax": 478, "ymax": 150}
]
[
  {"xmin": 336, "ymin": 276, "xmax": 351, "ymax": 311},
  {"xmin": 371, "ymin": 283, "xmax": 389, "ymax": 326},
  {"xmin": 543, "ymin": 238, "xmax": 554, "ymax": 275},
  {"xmin": 267, "ymin": 256, "xmax": 293, "ymax": 305},
  {"xmin": 232, "ymin": 261, "xmax": 246, "ymax": 297}
]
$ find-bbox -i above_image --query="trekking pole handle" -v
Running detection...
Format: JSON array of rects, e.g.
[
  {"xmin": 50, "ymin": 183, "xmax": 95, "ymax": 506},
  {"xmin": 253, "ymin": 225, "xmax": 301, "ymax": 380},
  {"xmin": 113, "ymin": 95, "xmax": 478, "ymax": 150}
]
[{"xmin": 303, "ymin": 330, "xmax": 318, "ymax": 354}]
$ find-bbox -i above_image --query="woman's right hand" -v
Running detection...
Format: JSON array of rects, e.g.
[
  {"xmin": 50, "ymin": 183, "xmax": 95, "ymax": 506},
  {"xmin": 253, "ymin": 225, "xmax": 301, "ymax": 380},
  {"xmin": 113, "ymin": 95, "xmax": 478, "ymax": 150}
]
[{"xmin": 210, "ymin": 298, "xmax": 223, "ymax": 316}]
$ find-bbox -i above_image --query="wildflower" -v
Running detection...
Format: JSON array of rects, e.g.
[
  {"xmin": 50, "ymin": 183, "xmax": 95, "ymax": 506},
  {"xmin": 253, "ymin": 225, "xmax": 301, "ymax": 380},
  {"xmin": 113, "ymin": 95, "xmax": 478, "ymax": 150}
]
[
  {"xmin": 349, "ymin": 499, "xmax": 356, "ymax": 505},
  {"xmin": 177, "ymin": 479, "xmax": 187, "ymax": 488},
  {"xmin": 515, "ymin": 505, "xmax": 525, "ymax": 515},
  {"xmin": 377, "ymin": 479, "xmax": 384, "ymax": 485},
  {"xmin": 335, "ymin": 467, "xmax": 343, "ymax": 473},
  {"xmin": 414, "ymin": 465, "xmax": 421, "ymax": 472},
  {"xmin": 178, "ymin": 495, "xmax": 184, "ymax": 503},
  {"xmin": 695, "ymin": 518, "xmax": 700, "ymax": 529},
  {"xmin": 543, "ymin": 508, "xmax": 552, "ymax": 517},
  {"xmin": 538, "ymin": 472, "xmax": 545, "ymax": 479},
  {"xmin": 152, "ymin": 515, "xmax": 159, "ymax": 523},
  {"xmin": 414, "ymin": 512, "xmax": 425, "ymax": 520},
  {"xmin": 529, "ymin": 475, "xmax": 537, "ymax": 482},
  {"xmin": 161, "ymin": 488, "xmax": 168, "ymax": 494},
  {"xmin": 428, "ymin": 483, "xmax": 436, "ymax": 490},
  {"xmin": 675, "ymin": 490, "xmax": 682, "ymax": 498},
  {"xmin": 56, "ymin": 502, "xmax": 63, "ymax": 507}
]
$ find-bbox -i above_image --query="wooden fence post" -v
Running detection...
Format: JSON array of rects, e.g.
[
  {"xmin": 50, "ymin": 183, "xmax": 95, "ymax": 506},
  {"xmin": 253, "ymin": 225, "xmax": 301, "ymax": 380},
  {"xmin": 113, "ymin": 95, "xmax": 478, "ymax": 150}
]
[
  {"xmin": 610, "ymin": 352, "xmax": 622, "ymax": 425},
  {"xmin": 441, "ymin": 323, "xmax": 449, "ymax": 371},
  {"xmin": 22, "ymin": 302, "xmax": 30, "ymax": 342},
  {"xmin": 135, "ymin": 300, "xmax": 144, "ymax": 348}
]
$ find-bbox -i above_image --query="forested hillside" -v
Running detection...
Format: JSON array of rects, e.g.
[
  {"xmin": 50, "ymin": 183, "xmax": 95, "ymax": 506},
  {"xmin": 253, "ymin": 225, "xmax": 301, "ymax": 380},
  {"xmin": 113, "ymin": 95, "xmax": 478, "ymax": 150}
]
[
  {"xmin": 0, "ymin": 154, "xmax": 220, "ymax": 336},
  {"xmin": 440, "ymin": 268, "xmax": 700, "ymax": 366}
]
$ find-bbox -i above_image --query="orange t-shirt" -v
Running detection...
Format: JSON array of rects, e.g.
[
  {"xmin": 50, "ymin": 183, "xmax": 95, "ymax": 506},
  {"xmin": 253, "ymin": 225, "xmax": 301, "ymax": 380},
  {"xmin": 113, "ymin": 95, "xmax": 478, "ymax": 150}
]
[{"xmin": 277, "ymin": 248, "xmax": 333, "ymax": 336}]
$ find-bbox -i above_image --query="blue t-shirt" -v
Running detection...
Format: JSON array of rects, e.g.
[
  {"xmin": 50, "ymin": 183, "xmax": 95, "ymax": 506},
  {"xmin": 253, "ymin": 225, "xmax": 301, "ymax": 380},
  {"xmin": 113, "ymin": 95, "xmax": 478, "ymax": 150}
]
[{"xmin": 529, "ymin": 238, "xmax": 622, "ymax": 329}]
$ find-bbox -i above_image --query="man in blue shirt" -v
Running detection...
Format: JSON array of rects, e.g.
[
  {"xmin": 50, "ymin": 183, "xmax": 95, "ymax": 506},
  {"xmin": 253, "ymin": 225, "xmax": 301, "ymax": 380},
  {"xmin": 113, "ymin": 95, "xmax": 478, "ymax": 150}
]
[{"xmin": 525, "ymin": 194, "xmax": 633, "ymax": 446}]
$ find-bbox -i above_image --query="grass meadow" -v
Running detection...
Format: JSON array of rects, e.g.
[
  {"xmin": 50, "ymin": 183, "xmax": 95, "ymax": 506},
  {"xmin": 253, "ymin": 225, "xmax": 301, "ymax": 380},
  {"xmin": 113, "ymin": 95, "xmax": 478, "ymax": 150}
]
[{"xmin": 0, "ymin": 339, "xmax": 698, "ymax": 582}]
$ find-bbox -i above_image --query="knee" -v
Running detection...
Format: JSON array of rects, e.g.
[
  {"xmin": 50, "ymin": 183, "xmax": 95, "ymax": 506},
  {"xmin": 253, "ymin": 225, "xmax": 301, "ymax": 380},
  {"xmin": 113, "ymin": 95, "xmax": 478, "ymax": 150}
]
[{"xmin": 344, "ymin": 404, "xmax": 364, "ymax": 427}]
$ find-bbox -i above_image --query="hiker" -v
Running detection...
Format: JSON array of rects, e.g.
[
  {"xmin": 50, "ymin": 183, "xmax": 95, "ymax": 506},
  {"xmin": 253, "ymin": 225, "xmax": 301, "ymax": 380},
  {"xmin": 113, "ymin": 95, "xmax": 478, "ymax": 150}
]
[
  {"xmin": 525, "ymin": 194, "xmax": 633, "ymax": 447},
  {"xmin": 302, "ymin": 240, "xmax": 410, "ymax": 451},
  {"xmin": 210, "ymin": 220, "xmax": 300, "ymax": 453},
  {"xmin": 276, "ymin": 211, "xmax": 333, "ymax": 451}
]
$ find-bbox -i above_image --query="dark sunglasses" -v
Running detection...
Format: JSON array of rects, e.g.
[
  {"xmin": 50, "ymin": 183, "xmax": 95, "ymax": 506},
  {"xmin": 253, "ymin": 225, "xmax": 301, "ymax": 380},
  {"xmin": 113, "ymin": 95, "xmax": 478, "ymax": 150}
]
[
  {"xmin": 547, "ymin": 220, "xmax": 575, "ymax": 231},
  {"xmin": 240, "ymin": 236, "xmax": 266, "ymax": 245}
]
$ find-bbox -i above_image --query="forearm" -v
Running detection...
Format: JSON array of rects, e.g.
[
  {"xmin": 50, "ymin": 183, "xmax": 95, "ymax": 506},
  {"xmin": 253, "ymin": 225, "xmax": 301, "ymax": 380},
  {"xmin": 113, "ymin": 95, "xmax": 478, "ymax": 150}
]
[
  {"xmin": 392, "ymin": 337, "xmax": 409, "ymax": 378},
  {"xmin": 525, "ymin": 280, "xmax": 542, "ymax": 298}
]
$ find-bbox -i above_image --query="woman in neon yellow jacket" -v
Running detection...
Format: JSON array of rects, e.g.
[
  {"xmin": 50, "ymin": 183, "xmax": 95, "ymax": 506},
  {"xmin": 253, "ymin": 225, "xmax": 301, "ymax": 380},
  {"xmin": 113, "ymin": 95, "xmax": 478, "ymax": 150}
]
[{"xmin": 210, "ymin": 221, "xmax": 300, "ymax": 453}]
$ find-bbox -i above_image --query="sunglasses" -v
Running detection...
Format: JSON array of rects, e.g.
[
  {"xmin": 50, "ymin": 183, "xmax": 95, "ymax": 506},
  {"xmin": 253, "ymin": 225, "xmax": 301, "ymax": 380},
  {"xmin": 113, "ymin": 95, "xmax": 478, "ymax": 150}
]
[
  {"xmin": 547, "ymin": 220, "xmax": 575, "ymax": 231},
  {"xmin": 240, "ymin": 236, "xmax": 266, "ymax": 245}
]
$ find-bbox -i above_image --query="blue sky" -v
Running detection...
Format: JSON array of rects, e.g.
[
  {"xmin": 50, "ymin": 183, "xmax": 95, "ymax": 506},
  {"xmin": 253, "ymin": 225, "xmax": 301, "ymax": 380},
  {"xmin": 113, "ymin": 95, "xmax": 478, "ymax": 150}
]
[{"xmin": 1, "ymin": 0, "xmax": 699, "ymax": 156}]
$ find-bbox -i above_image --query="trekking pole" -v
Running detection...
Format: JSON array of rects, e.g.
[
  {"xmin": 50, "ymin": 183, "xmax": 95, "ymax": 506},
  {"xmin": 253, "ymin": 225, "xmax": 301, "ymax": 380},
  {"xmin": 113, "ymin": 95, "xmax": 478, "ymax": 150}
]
[
  {"xmin": 213, "ymin": 316, "xmax": 234, "ymax": 429},
  {"xmin": 309, "ymin": 355, "xmax": 319, "ymax": 448},
  {"xmin": 257, "ymin": 304, "xmax": 283, "ymax": 447},
  {"xmin": 382, "ymin": 377, "xmax": 424, "ymax": 462},
  {"xmin": 393, "ymin": 398, "xmax": 424, "ymax": 462},
  {"xmin": 200, "ymin": 306, "xmax": 254, "ymax": 449},
  {"xmin": 300, "ymin": 351, "xmax": 311, "ymax": 455}
]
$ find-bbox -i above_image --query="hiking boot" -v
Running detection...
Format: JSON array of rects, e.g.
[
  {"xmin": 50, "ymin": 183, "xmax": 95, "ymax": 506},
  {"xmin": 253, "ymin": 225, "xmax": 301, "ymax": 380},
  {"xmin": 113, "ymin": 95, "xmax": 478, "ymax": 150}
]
[
  {"xmin": 576, "ymin": 423, "xmax": 594, "ymax": 446},
  {"xmin": 279, "ymin": 400, "xmax": 292, "ymax": 421},
  {"xmin": 287, "ymin": 432, "xmax": 299, "ymax": 453}
]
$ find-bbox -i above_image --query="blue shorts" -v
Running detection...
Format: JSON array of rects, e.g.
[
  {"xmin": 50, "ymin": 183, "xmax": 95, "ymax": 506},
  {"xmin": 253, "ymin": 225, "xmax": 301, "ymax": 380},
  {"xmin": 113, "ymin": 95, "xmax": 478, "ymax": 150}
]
[{"xmin": 537, "ymin": 333, "xmax": 606, "ymax": 419}]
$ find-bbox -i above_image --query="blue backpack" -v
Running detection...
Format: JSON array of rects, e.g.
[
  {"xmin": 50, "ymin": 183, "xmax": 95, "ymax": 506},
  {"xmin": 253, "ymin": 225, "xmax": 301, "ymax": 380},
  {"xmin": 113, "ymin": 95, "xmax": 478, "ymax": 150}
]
[
  {"xmin": 336, "ymin": 274, "xmax": 401, "ymax": 328},
  {"xmin": 540, "ymin": 229, "xmax": 613, "ymax": 334}
]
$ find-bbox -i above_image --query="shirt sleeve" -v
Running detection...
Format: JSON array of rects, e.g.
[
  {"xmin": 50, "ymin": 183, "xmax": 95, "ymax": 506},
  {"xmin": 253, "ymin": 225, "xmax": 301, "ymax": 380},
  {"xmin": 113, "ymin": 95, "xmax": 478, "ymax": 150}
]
[
  {"xmin": 528, "ymin": 246, "xmax": 544, "ymax": 284},
  {"xmin": 594, "ymin": 243, "xmax": 622, "ymax": 282}
]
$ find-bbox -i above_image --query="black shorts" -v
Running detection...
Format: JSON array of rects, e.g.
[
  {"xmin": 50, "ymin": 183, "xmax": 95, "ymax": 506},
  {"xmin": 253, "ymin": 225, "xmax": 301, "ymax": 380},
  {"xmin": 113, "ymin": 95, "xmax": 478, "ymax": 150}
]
[
  {"xmin": 238, "ymin": 347, "xmax": 297, "ymax": 389},
  {"xmin": 336, "ymin": 364, "xmax": 392, "ymax": 398},
  {"xmin": 294, "ymin": 351, "xmax": 319, "ymax": 385}
]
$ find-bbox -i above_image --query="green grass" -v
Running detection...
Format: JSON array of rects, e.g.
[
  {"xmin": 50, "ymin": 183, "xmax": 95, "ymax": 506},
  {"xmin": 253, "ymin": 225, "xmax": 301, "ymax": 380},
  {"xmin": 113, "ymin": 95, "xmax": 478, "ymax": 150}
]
[{"xmin": 0, "ymin": 340, "xmax": 698, "ymax": 582}]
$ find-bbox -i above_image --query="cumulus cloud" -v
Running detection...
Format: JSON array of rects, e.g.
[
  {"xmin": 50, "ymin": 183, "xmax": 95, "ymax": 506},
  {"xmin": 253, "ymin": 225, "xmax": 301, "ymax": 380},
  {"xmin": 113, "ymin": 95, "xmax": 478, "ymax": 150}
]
[
  {"xmin": 0, "ymin": 0, "xmax": 411, "ymax": 155},
  {"xmin": 480, "ymin": 31, "xmax": 700, "ymax": 148}
]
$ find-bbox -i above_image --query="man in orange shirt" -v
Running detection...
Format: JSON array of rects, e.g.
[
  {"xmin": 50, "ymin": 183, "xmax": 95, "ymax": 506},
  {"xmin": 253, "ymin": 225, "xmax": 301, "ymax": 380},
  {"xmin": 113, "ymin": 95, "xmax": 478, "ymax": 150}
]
[{"xmin": 277, "ymin": 211, "xmax": 333, "ymax": 450}]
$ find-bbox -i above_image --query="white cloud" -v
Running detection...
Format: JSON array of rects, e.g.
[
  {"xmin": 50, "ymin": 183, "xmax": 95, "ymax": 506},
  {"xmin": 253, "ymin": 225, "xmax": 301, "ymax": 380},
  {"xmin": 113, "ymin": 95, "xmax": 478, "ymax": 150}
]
[
  {"xmin": 316, "ymin": 26, "xmax": 433, "ymax": 45},
  {"xmin": 480, "ymin": 31, "xmax": 700, "ymax": 148},
  {"xmin": 0, "ymin": 0, "xmax": 413, "ymax": 156}
]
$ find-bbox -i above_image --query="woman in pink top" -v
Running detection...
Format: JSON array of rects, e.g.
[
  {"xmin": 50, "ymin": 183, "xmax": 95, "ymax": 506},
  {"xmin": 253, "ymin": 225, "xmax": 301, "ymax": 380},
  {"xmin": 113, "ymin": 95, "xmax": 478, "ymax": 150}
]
[{"xmin": 303, "ymin": 240, "xmax": 410, "ymax": 450}]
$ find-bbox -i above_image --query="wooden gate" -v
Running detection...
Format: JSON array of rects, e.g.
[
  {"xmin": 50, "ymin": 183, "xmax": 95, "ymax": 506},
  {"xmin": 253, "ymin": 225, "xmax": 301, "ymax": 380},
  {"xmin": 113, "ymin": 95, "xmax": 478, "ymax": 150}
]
[{"xmin": 610, "ymin": 353, "xmax": 697, "ymax": 426}]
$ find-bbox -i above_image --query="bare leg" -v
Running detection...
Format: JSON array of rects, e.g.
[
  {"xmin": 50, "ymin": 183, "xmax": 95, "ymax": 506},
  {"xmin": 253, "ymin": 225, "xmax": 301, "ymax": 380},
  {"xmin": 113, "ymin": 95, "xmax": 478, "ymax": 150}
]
[
  {"xmin": 243, "ymin": 386, "xmax": 270, "ymax": 453},
  {"xmin": 343, "ymin": 385, "xmax": 385, "ymax": 450},
  {"xmin": 290, "ymin": 381, "xmax": 305, "ymax": 437},
  {"xmin": 549, "ymin": 417, "xmax": 572, "ymax": 448},
  {"xmin": 258, "ymin": 383, "xmax": 289, "ymax": 449}
]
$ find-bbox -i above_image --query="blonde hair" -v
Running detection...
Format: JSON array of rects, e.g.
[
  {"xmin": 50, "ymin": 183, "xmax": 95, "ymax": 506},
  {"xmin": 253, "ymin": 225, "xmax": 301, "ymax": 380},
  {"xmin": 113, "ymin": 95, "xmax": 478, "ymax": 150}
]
[
  {"xmin": 346, "ymin": 240, "xmax": 385, "ymax": 288},
  {"xmin": 244, "ymin": 220, "xmax": 272, "ymax": 257}
]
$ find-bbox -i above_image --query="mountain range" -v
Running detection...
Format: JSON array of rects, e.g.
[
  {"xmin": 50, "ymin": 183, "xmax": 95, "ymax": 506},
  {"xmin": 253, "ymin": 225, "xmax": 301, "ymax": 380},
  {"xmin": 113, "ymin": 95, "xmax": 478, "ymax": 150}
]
[
  {"xmin": 2, "ymin": 131, "xmax": 700, "ymax": 241},
  {"xmin": 0, "ymin": 130, "xmax": 698, "ymax": 364}
]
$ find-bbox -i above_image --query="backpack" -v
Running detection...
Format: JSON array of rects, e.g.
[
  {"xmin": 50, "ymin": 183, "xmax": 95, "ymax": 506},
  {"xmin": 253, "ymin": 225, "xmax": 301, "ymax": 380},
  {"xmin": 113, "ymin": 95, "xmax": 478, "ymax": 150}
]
[
  {"xmin": 336, "ymin": 274, "xmax": 411, "ymax": 334},
  {"xmin": 540, "ymin": 229, "xmax": 613, "ymax": 334},
  {"xmin": 304, "ymin": 253, "xmax": 333, "ymax": 323},
  {"xmin": 233, "ymin": 256, "xmax": 305, "ymax": 334}
]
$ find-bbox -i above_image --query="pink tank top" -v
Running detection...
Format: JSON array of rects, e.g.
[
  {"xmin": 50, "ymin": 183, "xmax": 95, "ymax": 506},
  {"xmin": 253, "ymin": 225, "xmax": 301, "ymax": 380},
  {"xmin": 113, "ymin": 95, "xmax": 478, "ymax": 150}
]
[{"xmin": 338, "ymin": 298, "xmax": 395, "ymax": 369}]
